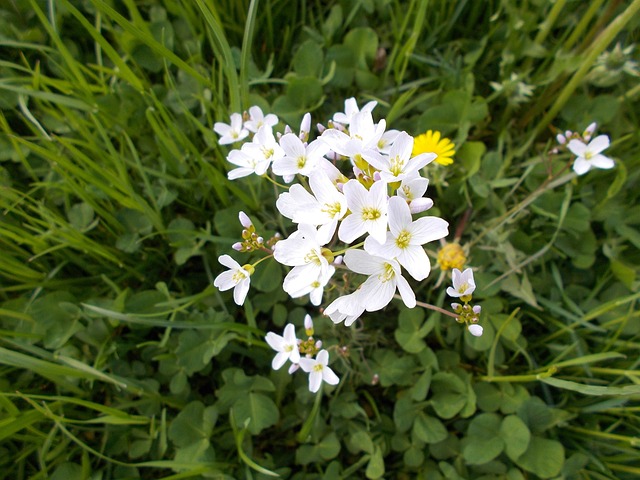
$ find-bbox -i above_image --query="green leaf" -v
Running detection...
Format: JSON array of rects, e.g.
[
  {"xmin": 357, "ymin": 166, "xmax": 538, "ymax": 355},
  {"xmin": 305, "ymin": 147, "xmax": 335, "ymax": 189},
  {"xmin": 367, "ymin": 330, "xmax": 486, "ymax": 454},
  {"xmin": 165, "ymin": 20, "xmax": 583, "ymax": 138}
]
[
  {"xmin": 293, "ymin": 40, "xmax": 324, "ymax": 77},
  {"xmin": 515, "ymin": 436, "xmax": 564, "ymax": 478},
  {"xmin": 458, "ymin": 141, "xmax": 486, "ymax": 179},
  {"xmin": 541, "ymin": 377, "xmax": 640, "ymax": 396},
  {"xmin": 463, "ymin": 413, "xmax": 503, "ymax": 465},
  {"xmin": 365, "ymin": 445, "xmax": 385, "ymax": 479},
  {"xmin": 430, "ymin": 372, "xmax": 468, "ymax": 419},
  {"xmin": 68, "ymin": 203, "xmax": 95, "ymax": 231},
  {"xmin": 231, "ymin": 392, "xmax": 279, "ymax": 435},
  {"xmin": 413, "ymin": 413, "xmax": 447, "ymax": 444},
  {"xmin": 500, "ymin": 415, "xmax": 531, "ymax": 460},
  {"xmin": 394, "ymin": 307, "xmax": 431, "ymax": 353},
  {"xmin": 175, "ymin": 329, "xmax": 235, "ymax": 375},
  {"xmin": 168, "ymin": 401, "xmax": 218, "ymax": 448}
]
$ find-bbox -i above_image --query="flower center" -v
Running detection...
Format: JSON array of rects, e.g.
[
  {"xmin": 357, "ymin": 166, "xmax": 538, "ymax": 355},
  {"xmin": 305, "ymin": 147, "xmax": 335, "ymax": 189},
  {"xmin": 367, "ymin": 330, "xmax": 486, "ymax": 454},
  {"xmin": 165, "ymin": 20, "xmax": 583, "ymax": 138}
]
[
  {"xmin": 457, "ymin": 282, "xmax": 470, "ymax": 294},
  {"xmin": 322, "ymin": 201, "xmax": 343, "ymax": 218},
  {"xmin": 304, "ymin": 249, "xmax": 323, "ymax": 266},
  {"xmin": 584, "ymin": 151, "xmax": 593, "ymax": 160},
  {"xmin": 311, "ymin": 280, "xmax": 321, "ymax": 288},
  {"xmin": 232, "ymin": 131, "xmax": 239, "ymax": 139},
  {"xmin": 361, "ymin": 207, "xmax": 381, "ymax": 221},
  {"xmin": 232, "ymin": 270, "xmax": 247, "ymax": 283},
  {"xmin": 261, "ymin": 146, "xmax": 275, "ymax": 159},
  {"xmin": 389, "ymin": 155, "xmax": 406, "ymax": 177},
  {"xmin": 395, "ymin": 230, "xmax": 412, "ymax": 249},
  {"xmin": 284, "ymin": 344, "xmax": 294, "ymax": 352},
  {"xmin": 313, "ymin": 364, "xmax": 324, "ymax": 372},
  {"xmin": 296, "ymin": 155, "xmax": 307, "ymax": 169},
  {"xmin": 377, "ymin": 262, "xmax": 396, "ymax": 283},
  {"xmin": 401, "ymin": 185, "xmax": 414, "ymax": 200}
]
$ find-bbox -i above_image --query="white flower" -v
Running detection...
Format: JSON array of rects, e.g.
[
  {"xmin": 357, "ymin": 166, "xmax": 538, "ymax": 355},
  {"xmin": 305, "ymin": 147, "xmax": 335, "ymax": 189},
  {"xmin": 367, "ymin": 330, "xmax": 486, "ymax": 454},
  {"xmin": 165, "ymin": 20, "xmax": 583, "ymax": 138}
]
[
  {"xmin": 446, "ymin": 268, "xmax": 476, "ymax": 298},
  {"xmin": 396, "ymin": 174, "xmax": 434, "ymax": 214},
  {"xmin": 332, "ymin": 97, "xmax": 377, "ymax": 125},
  {"xmin": 338, "ymin": 179, "xmax": 388, "ymax": 244},
  {"xmin": 324, "ymin": 291, "xmax": 366, "ymax": 327},
  {"xmin": 366, "ymin": 131, "xmax": 436, "ymax": 183},
  {"xmin": 344, "ymin": 249, "xmax": 416, "ymax": 311},
  {"xmin": 226, "ymin": 147, "xmax": 270, "ymax": 180},
  {"xmin": 298, "ymin": 349, "xmax": 339, "ymax": 393},
  {"xmin": 244, "ymin": 106, "xmax": 278, "ymax": 133},
  {"xmin": 567, "ymin": 135, "xmax": 614, "ymax": 175},
  {"xmin": 364, "ymin": 196, "xmax": 448, "ymax": 281},
  {"xmin": 320, "ymin": 110, "xmax": 386, "ymax": 163},
  {"xmin": 468, "ymin": 324, "xmax": 484, "ymax": 337},
  {"xmin": 272, "ymin": 135, "xmax": 330, "ymax": 178},
  {"xmin": 273, "ymin": 224, "xmax": 335, "ymax": 304},
  {"xmin": 213, "ymin": 255, "xmax": 253, "ymax": 305},
  {"xmin": 276, "ymin": 170, "xmax": 347, "ymax": 243},
  {"xmin": 265, "ymin": 323, "xmax": 300, "ymax": 369},
  {"xmin": 240, "ymin": 125, "xmax": 285, "ymax": 170},
  {"xmin": 214, "ymin": 113, "xmax": 249, "ymax": 145},
  {"xmin": 376, "ymin": 129, "xmax": 401, "ymax": 154}
]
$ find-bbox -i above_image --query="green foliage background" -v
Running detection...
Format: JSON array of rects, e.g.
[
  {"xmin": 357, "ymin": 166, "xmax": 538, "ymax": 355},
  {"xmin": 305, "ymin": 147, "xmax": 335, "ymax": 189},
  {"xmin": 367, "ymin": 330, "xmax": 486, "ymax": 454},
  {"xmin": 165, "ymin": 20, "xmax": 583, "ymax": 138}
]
[{"xmin": 0, "ymin": 0, "xmax": 639, "ymax": 478}]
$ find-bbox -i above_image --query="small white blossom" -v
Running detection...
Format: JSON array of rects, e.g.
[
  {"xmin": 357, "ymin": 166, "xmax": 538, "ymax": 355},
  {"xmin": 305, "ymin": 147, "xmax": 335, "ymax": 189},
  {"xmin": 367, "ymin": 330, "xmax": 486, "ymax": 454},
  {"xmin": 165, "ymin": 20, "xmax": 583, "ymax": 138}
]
[
  {"xmin": 332, "ymin": 97, "xmax": 377, "ymax": 126},
  {"xmin": 446, "ymin": 268, "xmax": 476, "ymax": 298},
  {"xmin": 298, "ymin": 349, "xmax": 339, "ymax": 393},
  {"xmin": 364, "ymin": 196, "xmax": 449, "ymax": 281},
  {"xmin": 244, "ymin": 106, "xmax": 278, "ymax": 133},
  {"xmin": 338, "ymin": 179, "xmax": 389, "ymax": 244},
  {"xmin": 567, "ymin": 135, "xmax": 614, "ymax": 175},
  {"xmin": 366, "ymin": 131, "xmax": 436, "ymax": 183},
  {"xmin": 265, "ymin": 323, "xmax": 300, "ymax": 369},
  {"xmin": 214, "ymin": 113, "xmax": 249, "ymax": 145},
  {"xmin": 272, "ymin": 135, "xmax": 330, "ymax": 178},
  {"xmin": 324, "ymin": 291, "xmax": 366, "ymax": 327},
  {"xmin": 344, "ymin": 249, "xmax": 416, "ymax": 311},
  {"xmin": 213, "ymin": 255, "xmax": 253, "ymax": 305}
]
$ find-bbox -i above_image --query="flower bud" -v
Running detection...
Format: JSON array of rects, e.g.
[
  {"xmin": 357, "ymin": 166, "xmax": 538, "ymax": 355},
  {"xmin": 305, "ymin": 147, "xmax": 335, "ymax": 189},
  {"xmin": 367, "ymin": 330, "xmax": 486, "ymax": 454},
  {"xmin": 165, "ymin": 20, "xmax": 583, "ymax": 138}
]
[
  {"xmin": 304, "ymin": 314, "xmax": 314, "ymax": 336},
  {"xmin": 556, "ymin": 134, "xmax": 566, "ymax": 145},
  {"xmin": 288, "ymin": 363, "xmax": 300, "ymax": 374},
  {"xmin": 232, "ymin": 242, "xmax": 243, "ymax": 251},
  {"xmin": 409, "ymin": 197, "xmax": 434, "ymax": 214},
  {"xmin": 468, "ymin": 324, "xmax": 484, "ymax": 337},
  {"xmin": 238, "ymin": 211, "xmax": 252, "ymax": 229},
  {"xmin": 473, "ymin": 305, "xmax": 482, "ymax": 314}
]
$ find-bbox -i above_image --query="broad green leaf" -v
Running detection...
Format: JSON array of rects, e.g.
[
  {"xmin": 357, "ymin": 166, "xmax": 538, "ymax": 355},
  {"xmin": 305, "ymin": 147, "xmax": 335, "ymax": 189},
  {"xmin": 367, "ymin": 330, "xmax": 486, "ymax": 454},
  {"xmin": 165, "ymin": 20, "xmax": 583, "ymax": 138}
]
[
  {"xmin": 231, "ymin": 392, "xmax": 279, "ymax": 435},
  {"xmin": 500, "ymin": 415, "xmax": 531, "ymax": 460},
  {"xmin": 293, "ymin": 40, "xmax": 324, "ymax": 77},
  {"xmin": 168, "ymin": 401, "xmax": 218, "ymax": 448},
  {"xmin": 365, "ymin": 445, "xmax": 385, "ymax": 479},
  {"xmin": 413, "ymin": 413, "xmax": 447, "ymax": 444},
  {"xmin": 395, "ymin": 307, "xmax": 431, "ymax": 353},
  {"xmin": 430, "ymin": 372, "xmax": 468, "ymax": 419},
  {"xmin": 463, "ymin": 413, "xmax": 503, "ymax": 464},
  {"xmin": 515, "ymin": 436, "xmax": 564, "ymax": 478}
]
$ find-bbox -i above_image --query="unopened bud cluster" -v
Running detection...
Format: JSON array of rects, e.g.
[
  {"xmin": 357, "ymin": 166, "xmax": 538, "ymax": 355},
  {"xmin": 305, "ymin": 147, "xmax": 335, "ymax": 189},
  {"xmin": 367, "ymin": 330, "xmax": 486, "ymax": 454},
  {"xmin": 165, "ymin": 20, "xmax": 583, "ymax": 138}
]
[
  {"xmin": 447, "ymin": 268, "xmax": 483, "ymax": 337},
  {"xmin": 232, "ymin": 211, "xmax": 280, "ymax": 253}
]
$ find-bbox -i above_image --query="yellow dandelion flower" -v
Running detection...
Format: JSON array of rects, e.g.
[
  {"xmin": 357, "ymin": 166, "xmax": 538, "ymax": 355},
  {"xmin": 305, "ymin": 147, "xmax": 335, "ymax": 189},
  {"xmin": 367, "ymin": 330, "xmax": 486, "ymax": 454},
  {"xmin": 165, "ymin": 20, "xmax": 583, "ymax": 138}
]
[
  {"xmin": 412, "ymin": 130, "xmax": 455, "ymax": 166},
  {"xmin": 437, "ymin": 242, "xmax": 466, "ymax": 271}
]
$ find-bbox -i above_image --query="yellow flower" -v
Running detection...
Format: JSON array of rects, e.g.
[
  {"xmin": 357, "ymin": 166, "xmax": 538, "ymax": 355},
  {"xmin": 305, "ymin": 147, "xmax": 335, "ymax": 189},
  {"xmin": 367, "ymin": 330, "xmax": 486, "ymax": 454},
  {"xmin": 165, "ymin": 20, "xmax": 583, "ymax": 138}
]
[
  {"xmin": 412, "ymin": 130, "xmax": 455, "ymax": 166},
  {"xmin": 437, "ymin": 242, "xmax": 466, "ymax": 271}
]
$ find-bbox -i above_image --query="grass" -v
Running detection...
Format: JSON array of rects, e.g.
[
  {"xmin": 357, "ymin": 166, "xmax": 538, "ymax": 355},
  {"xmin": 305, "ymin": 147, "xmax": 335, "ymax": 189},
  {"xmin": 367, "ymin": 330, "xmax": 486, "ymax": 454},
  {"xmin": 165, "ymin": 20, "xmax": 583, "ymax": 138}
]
[{"xmin": 1, "ymin": 0, "xmax": 639, "ymax": 478}]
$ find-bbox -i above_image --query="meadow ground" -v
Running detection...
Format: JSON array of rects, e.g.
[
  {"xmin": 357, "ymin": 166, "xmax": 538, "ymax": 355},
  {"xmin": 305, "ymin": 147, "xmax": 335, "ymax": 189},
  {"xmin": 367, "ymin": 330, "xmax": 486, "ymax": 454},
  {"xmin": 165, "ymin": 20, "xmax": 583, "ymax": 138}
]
[{"xmin": 0, "ymin": 1, "xmax": 639, "ymax": 478}]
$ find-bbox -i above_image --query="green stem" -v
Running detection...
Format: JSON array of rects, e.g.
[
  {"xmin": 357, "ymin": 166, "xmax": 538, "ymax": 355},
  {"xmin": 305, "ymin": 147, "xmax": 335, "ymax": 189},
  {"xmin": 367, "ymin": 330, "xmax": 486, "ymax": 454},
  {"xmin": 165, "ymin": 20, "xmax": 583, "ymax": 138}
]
[
  {"xmin": 478, "ymin": 366, "xmax": 557, "ymax": 383},
  {"xmin": 297, "ymin": 386, "xmax": 323, "ymax": 442},
  {"xmin": 240, "ymin": 0, "xmax": 259, "ymax": 109}
]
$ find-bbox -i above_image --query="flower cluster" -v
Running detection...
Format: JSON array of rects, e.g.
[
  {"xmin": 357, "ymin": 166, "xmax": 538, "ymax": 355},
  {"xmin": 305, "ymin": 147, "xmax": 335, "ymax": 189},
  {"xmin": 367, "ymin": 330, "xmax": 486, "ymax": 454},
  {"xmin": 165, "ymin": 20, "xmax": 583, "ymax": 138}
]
[
  {"xmin": 213, "ymin": 99, "xmax": 468, "ymax": 391},
  {"xmin": 447, "ymin": 268, "xmax": 483, "ymax": 337},
  {"xmin": 214, "ymin": 99, "xmax": 450, "ymax": 318},
  {"xmin": 552, "ymin": 122, "xmax": 615, "ymax": 175},
  {"xmin": 265, "ymin": 315, "xmax": 339, "ymax": 393}
]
